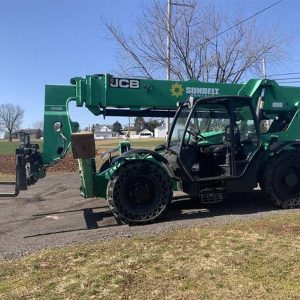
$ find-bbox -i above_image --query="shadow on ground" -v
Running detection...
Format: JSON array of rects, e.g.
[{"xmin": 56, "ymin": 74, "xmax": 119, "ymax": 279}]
[
  {"xmin": 165, "ymin": 190, "xmax": 271, "ymax": 221},
  {"xmin": 25, "ymin": 190, "xmax": 274, "ymax": 238}
]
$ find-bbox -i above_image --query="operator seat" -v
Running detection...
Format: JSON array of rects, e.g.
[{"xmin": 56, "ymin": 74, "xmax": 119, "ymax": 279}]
[
  {"xmin": 181, "ymin": 142, "xmax": 224, "ymax": 178},
  {"xmin": 213, "ymin": 125, "xmax": 241, "ymax": 157}
]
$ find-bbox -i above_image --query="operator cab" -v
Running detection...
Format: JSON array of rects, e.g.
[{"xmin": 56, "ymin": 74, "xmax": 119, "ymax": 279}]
[{"xmin": 167, "ymin": 96, "xmax": 261, "ymax": 181}]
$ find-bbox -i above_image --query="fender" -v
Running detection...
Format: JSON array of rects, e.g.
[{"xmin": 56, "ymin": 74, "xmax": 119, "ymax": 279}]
[
  {"xmin": 98, "ymin": 149, "xmax": 168, "ymax": 176},
  {"xmin": 119, "ymin": 148, "xmax": 168, "ymax": 164},
  {"xmin": 111, "ymin": 149, "xmax": 177, "ymax": 181},
  {"xmin": 269, "ymin": 141, "xmax": 300, "ymax": 156}
]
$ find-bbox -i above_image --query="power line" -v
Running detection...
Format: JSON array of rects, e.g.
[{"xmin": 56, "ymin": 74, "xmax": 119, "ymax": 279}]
[
  {"xmin": 276, "ymin": 80, "xmax": 300, "ymax": 84},
  {"xmin": 268, "ymin": 72, "xmax": 300, "ymax": 77},
  {"xmin": 274, "ymin": 76, "xmax": 300, "ymax": 81},
  {"xmin": 201, "ymin": 0, "xmax": 284, "ymax": 42}
]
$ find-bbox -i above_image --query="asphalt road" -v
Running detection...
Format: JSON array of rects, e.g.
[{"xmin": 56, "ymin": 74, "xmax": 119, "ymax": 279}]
[{"xmin": 0, "ymin": 173, "xmax": 290, "ymax": 260}]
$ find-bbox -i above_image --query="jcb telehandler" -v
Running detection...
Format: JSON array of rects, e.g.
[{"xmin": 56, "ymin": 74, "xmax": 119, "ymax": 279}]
[{"xmin": 1, "ymin": 74, "xmax": 300, "ymax": 224}]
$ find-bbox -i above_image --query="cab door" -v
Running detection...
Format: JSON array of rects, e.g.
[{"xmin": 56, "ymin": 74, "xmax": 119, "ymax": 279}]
[{"xmin": 178, "ymin": 97, "xmax": 261, "ymax": 180}]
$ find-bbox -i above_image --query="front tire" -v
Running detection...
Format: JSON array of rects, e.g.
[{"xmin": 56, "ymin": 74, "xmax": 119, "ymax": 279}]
[
  {"xmin": 264, "ymin": 151, "xmax": 300, "ymax": 208},
  {"xmin": 107, "ymin": 161, "xmax": 172, "ymax": 225}
]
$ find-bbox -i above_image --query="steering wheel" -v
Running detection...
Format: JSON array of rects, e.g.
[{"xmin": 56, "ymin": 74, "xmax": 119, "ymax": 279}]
[{"xmin": 186, "ymin": 130, "xmax": 205, "ymax": 141}]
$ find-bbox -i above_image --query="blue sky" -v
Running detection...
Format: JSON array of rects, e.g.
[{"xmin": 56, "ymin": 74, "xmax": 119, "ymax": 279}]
[{"xmin": 1, "ymin": 0, "xmax": 300, "ymax": 129}]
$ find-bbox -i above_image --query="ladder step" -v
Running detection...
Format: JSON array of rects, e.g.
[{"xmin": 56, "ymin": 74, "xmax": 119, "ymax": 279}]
[{"xmin": 200, "ymin": 192, "xmax": 223, "ymax": 204}]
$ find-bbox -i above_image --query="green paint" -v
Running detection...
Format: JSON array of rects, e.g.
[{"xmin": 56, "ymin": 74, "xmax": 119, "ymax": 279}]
[
  {"xmin": 42, "ymin": 85, "xmax": 76, "ymax": 165},
  {"xmin": 35, "ymin": 74, "xmax": 300, "ymax": 199},
  {"xmin": 78, "ymin": 158, "xmax": 95, "ymax": 198}
]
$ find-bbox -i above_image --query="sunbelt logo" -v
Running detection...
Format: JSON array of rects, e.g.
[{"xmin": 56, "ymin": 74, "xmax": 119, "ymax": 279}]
[
  {"xmin": 170, "ymin": 82, "xmax": 220, "ymax": 98},
  {"xmin": 170, "ymin": 82, "xmax": 184, "ymax": 98}
]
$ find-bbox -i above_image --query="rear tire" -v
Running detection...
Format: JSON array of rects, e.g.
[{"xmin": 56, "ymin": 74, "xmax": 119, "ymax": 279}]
[
  {"xmin": 264, "ymin": 151, "xmax": 300, "ymax": 208},
  {"xmin": 107, "ymin": 161, "xmax": 172, "ymax": 225}
]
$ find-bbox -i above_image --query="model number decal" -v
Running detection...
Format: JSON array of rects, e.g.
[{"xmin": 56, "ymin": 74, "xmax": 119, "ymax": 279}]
[
  {"xmin": 48, "ymin": 106, "xmax": 64, "ymax": 111},
  {"xmin": 109, "ymin": 78, "xmax": 140, "ymax": 89},
  {"xmin": 272, "ymin": 102, "xmax": 283, "ymax": 108}
]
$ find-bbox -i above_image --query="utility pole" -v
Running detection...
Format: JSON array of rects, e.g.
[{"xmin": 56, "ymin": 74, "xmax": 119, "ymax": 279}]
[
  {"xmin": 165, "ymin": 0, "xmax": 171, "ymax": 140},
  {"xmin": 166, "ymin": 0, "xmax": 171, "ymax": 82},
  {"xmin": 165, "ymin": 0, "xmax": 194, "ymax": 139},
  {"xmin": 262, "ymin": 57, "xmax": 267, "ymax": 79},
  {"xmin": 127, "ymin": 116, "xmax": 131, "ymax": 139}
]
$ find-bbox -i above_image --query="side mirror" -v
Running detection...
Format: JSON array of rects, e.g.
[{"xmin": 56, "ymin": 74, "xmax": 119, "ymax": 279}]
[
  {"xmin": 225, "ymin": 126, "xmax": 231, "ymax": 142},
  {"xmin": 225, "ymin": 126, "xmax": 239, "ymax": 142}
]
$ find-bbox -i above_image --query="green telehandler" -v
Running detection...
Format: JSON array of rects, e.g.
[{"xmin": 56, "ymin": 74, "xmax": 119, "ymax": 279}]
[{"xmin": 1, "ymin": 74, "xmax": 300, "ymax": 224}]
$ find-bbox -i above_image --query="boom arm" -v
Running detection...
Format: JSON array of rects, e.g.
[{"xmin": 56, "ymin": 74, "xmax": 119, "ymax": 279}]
[
  {"xmin": 43, "ymin": 74, "xmax": 300, "ymax": 166},
  {"xmin": 43, "ymin": 74, "xmax": 244, "ymax": 165}
]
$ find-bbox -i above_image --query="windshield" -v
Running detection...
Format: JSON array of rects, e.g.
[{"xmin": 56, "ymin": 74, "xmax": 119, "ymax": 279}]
[
  {"xmin": 168, "ymin": 103, "xmax": 229, "ymax": 148},
  {"xmin": 188, "ymin": 103, "xmax": 229, "ymax": 135},
  {"xmin": 169, "ymin": 99, "xmax": 258, "ymax": 148},
  {"xmin": 184, "ymin": 100, "xmax": 258, "ymax": 145}
]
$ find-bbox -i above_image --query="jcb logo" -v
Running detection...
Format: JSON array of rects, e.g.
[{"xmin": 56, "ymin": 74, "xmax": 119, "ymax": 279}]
[{"xmin": 109, "ymin": 78, "xmax": 140, "ymax": 89}]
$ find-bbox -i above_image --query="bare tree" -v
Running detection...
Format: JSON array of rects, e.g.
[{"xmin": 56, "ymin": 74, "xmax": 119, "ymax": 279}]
[
  {"xmin": 104, "ymin": 1, "xmax": 286, "ymax": 82},
  {"xmin": 32, "ymin": 120, "xmax": 44, "ymax": 130},
  {"xmin": 0, "ymin": 104, "xmax": 24, "ymax": 141}
]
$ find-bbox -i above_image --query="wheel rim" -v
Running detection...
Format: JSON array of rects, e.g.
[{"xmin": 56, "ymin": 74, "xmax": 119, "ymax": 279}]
[
  {"xmin": 122, "ymin": 175, "xmax": 156, "ymax": 212},
  {"xmin": 280, "ymin": 167, "xmax": 300, "ymax": 195}
]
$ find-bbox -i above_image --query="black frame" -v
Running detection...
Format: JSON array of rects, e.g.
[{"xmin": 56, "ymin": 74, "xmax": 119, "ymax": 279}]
[{"xmin": 167, "ymin": 96, "xmax": 261, "ymax": 182}]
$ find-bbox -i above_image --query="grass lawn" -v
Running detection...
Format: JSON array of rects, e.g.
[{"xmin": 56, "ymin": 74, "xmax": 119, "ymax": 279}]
[
  {"xmin": 1, "ymin": 212, "xmax": 300, "ymax": 299},
  {"xmin": 0, "ymin": 140, "xmax": 43, "ymax": 155},
  {"xmin": 95, "ymin": 138, "xmax": 165, "ymax": 150},
  {"xmin": 0, "ymin": 138, "xmax": 165, "ymax": 155}
]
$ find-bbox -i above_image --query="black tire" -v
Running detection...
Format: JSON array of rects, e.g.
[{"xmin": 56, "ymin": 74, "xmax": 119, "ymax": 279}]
[
  {"xmin": 264, "ymin": 151, "xmax": 300, "ymax": 208},
  {"xmin": 107, "ymin": 161, "xmax": 172, "ymax": 225},
  {"xmin": 258, "ymin": 177, "xmax": 265, "ymax": 193}
]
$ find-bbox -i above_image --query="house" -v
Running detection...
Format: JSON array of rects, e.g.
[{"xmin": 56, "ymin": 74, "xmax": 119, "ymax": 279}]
[
  {"xmin": 122, "ymin": 126, "xmax": 137, "ymax": 138},
  {"xmin": 154, "ymin": 124, "xmax": 167, "ymax": 138},
  {"xmin": 93, "ymin": 124, "xmax": 119, "ymax": 139},
  {"xmin": 6, "ymin": 129, "xmax": 43, "ymax": 140},
  {"xmin": 138, "ymin": 128, "xmax": 153, "ymax": 138},
  {"xmin": 123, "ymin": 126, "xmax": 137, "ymax": 135},
  {"xmin": 94, "ymin": 125, "xmax": 113, "ymax": 132}
]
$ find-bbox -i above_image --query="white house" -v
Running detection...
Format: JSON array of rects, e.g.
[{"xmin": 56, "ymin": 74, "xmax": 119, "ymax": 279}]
[
  {"xmin": 139, "ymin": 129, "xmax": 153, "ymax": 138},
  {"xmin": 154, "ymin": 125, "xmax": 167, "ymax": 138},
  {"xmin": 94, "ymin": 125, "xmax": 119, "ymax": 139}
]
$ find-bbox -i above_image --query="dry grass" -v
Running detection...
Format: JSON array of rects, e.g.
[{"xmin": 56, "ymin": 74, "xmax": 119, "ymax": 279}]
[
  {"xmin": 0, "ymin": 138, "xmax": 165, "ymax": 176},
  {"xmin": 95, "ymin": 138, "xmax": 165, "ymax": 150},
  {"xmin": 0, "ymin": 138, "xmax": 165, "ymax": 155},
  {"xmin": 0, "ymin": 174, "xmax": 14, "ymax": 181},
  {"xmin": 1, "ymin": 212, "xmax": 300, "ymax": 299}
]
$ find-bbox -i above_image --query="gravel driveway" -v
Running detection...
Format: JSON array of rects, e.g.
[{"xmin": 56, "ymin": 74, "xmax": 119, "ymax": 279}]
[{"xmin": 0, "ymin": 173, "xmax": 290, "ymax": 259}]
